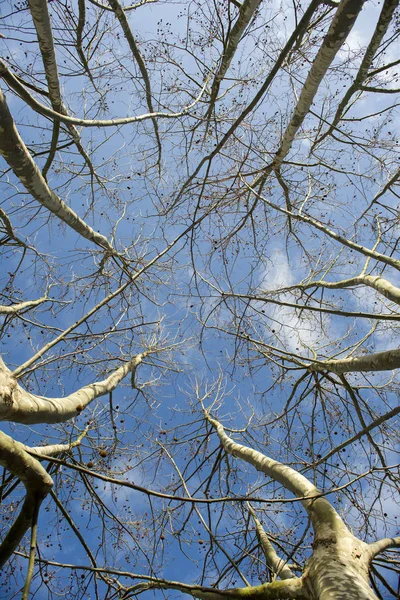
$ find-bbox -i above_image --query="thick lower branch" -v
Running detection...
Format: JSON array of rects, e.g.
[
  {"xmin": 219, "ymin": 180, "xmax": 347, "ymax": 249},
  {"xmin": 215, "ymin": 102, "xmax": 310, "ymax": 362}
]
[
  {"xmin": 290, "ymin": 274, "xmax": 400, "ymax": 306},
  {"xmin": 0, "ymin": 431, "xmax": 53, "ymax": 567},
  {"xmin": 206, "ymin": 414, "xmax": 346, "ymax": 536},
  {"xmin": 310, "ymin": 348, "xmax": 400, "ymax": 373},
  {"xmin": 0, "ymin": 89, "xmax": 114, "ymax": 252},
  {"xmin": 274, "ymin": 0, "xmax": 365, "ymax": 167},
  {"xmin": 0, "ymin": 354, "xmax": 145, "ymax": 424},
  {"xmin": 368, "ymin": 536, "xmax": 400, "ymax": 559},
  {"xmin": 247, "ymin": 503, "xmax": 296, "ymax": 580},
  {"xmin": 0, "ymin": 297, "xmax": 48, "ymax": 315},
  {"xmin": 147, "ymin": 577, "xmax": 306, "ymax": 599}
]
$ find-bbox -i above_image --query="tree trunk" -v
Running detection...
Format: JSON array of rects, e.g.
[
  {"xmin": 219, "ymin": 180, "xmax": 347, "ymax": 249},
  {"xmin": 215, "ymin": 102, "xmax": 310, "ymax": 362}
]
[{"xmin": 304, "ymin": 534, "xmax": 377, "ymax": 599}]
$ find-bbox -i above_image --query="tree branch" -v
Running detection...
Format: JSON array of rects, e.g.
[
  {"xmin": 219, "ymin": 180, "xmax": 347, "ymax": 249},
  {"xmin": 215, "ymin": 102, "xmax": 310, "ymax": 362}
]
[
  {"xmin": 107, "ymin": 0, "xmax": 162, "ymax": 167},
  {"xmin": 0, "ymin": 430, "xmax": 53, "ymax": 567},
  {"xmin": 272, "ymin": 0, "xmax": 366, "ymax": 168},
  {"xmin": 0, "ymin": 89, "xmax": 115, "ymax": 252},
  {"xmin": 0, "ymin": 353, "xmax": 146, "ymax": 424},
  {"xmin": 247, "ymin": 502, "xmax": 296, "ymax": 580},
  {"xmin": 0, "ymin": 59, "xmax": 208, "ymax": 127},
  {"xmin": 309, "ymin": 348, "xmax": 400, "ymax": 373},
  {"xmin": 368, "ymin": 536, "xmax": 400, "ymax": 559},
  {"xmin": 205, "ymin": 0, "xmax": 263, "ymax": 122},
  {"xmin": 205, "ymin": 412, "xmax": 345, "ymax": 536},
  {"xmin": 0, "ymin": 297, "xmax": 49, "ymax": 315},
  {"xmin": 242, "ymin": 177, "xmax": 400, "ymax": 271}
]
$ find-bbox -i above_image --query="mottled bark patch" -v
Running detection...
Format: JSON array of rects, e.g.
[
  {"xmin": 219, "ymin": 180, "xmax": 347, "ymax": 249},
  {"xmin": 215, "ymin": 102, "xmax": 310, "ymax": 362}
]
[{"xmin": 0, "ymin": 367, "xmax": 19, "ymax": 407}]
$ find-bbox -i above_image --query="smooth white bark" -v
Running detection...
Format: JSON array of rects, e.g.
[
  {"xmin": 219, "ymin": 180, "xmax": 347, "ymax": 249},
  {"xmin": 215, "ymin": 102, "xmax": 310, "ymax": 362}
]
[
  {"xmin": 315, "ymin": 0, "xmax": 399, "ymax": 145},
  {"xmin": 207, "ymin": 0, "xmax": 263, "ymax": 115},
  {"xmin": 0, "ymin": 90, "xmax": 114, "ymax": 251},
  {"xmin": 368, "ymin": 536, "xmax": 400, "ymax": 558},
  {"xmin": 274, "ymin": 0, "xmax": 366, "ymax": 166},
  {"xmin": 206, "ymin": 414, "xmax": 343, "ymax": 534},
  {"xmin": 310, "ymin": 348, "xmax": 400, "ymax": 373},
  {"xmin": 0, "ymin": 297, "xmax": 48, "ymax": 315},
  {"xmin": 247, "ymin": 503, "xmax": 296, "ymax": 580},
  {"xmin": 292, "ymin": 274, "xmax": 400, "ymax": 306},
  {"xmin": 0, "ymin": 354, "xmax": 145, "ymax": 424},
  {"xmin": 0, "ymin": 431, "xmax": 53, "ymax": 567},
  {"xmin": 207, "ymin": 413, "xmax": 382, "ymax": 600}
]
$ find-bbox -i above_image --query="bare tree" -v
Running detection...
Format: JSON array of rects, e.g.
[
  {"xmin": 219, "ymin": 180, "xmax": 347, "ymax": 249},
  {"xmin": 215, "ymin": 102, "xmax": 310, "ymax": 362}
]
[{"xmin": 0, "ymin": 0, "xmax": 399, "ymax": 598}]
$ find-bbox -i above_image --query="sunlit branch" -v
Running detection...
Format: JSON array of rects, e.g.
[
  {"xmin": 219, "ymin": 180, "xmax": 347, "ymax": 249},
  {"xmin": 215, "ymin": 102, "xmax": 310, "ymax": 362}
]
[
  {"xmin": 22, "ymin": 427, "xmax": 89, "ymax": 457},
  {"xmin": 0, "ymin": 207, "xmax": 33, "ymax": 251},
  {"xmin": 0, "ymin": 353, "xmax": 146, "ymax": 424},
  {"xmin": 0, "ymin": 297, "xmax": 49, "ymax": 315},
  {"xmin": 368, "ymin": 537, "xmax": 400, "ymax": 559},
  {"xmin": 205, "ymin": 0, "xmax": 263, "ymax": 123},
  {"xmin": 205, "ymin": 412, "xmax": 343, "ymax": 533},
  {"xmin": 21, "ymin": 500, "xmax": 39, "ymax": 600},
  {"xmin": 75, "ymin": 0, "xmax": 99, "ymax": 91},
  {"xmin": 219, "ymin": 290, "xmax": 400, "ymax": 320},
  {"xmin": 0, "ymin": 89, "xmax": 115, "ymax": 252},
  {"xmin": 27, "ymin": 0, "xmax": 104, "ymax": 180},
  {"xmin": 107, "ymin": 0, "xmax": 162, "ymax": 167},
  {"xmin": 243, "ymin": 178, "xmax": 400, "ymax": 271},
  {"xmin": 0, "ymin": 59, "xmax": 208, "ymax": 128},
  {"xmin": 309, "ymin": 348, "xmax": 400, "ymax": 373},
  {"xmin": 272, "ymin": 0, "xmax": 365, "ymax": 168},
  {"xmin": 169, "ymin": 0, "xmax": 323, "ymax": 209},
  {"xmin": 312, "ymin": 0, "xmax": 399, "ymax": 147},
  {"xmin": 247, "ymin": 502, "xmax": 296, "ymax": 580},
  {"xmin": 280, "ymin": 274, "xmax": 400, "ymax": 306},
  {"xmin": 0, "ymin": 431, "xmax": 53, "ymax": 568}
]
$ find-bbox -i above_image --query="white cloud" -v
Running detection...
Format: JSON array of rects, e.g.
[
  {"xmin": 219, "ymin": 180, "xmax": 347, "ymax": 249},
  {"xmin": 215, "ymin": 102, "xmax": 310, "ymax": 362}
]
[{"xmin": 258, "ymin": 250, "xmax": 331, "ymax": 355}]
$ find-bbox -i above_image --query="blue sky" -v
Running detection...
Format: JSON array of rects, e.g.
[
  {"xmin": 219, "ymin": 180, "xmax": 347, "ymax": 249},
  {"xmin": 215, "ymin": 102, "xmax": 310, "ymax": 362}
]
[{"xmin": 0, "ymin": 0, "xmax": 399, "ymax": 597}]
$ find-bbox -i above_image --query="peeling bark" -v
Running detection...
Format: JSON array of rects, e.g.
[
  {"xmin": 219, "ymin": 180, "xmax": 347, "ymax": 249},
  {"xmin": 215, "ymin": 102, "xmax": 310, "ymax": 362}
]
[
  {"xmin": 304, "ymin": 543, "xmax": 378, "ymax": 599},
  {"xmin": 207, "ymin": 414, "xmax": 383, "ymax": 600}
]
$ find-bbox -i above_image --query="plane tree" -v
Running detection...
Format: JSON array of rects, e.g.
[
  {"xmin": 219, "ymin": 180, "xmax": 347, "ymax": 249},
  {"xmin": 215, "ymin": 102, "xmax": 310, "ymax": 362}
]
[{"xmin": 0, "ymin": 0, "xmax": 399, "ymax": 598}]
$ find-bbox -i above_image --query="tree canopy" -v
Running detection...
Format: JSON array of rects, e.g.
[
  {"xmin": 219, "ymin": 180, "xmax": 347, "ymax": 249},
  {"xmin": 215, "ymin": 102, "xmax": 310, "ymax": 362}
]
[{"xmin": 0, "ymin": 0, "xmax": 399, "ymax": 598}]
